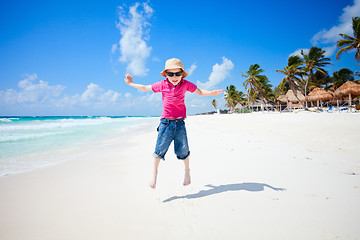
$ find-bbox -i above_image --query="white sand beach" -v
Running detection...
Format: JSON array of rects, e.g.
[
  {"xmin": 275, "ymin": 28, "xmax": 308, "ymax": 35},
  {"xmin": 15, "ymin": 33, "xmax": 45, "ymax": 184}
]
[{"xmin": 0, "ymin": 112, "xmax": 359, "ymax": 240}]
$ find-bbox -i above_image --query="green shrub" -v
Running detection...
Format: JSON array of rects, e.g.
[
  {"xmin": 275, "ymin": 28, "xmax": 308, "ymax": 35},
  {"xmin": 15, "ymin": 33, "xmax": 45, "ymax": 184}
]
[{"xmin": 234, "ymin": 108, "xmax": 250, "ymax": 113}]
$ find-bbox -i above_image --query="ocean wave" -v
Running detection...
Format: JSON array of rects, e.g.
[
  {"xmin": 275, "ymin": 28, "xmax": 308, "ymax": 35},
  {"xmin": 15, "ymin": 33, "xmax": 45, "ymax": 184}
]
[
  {"xmin": 0, "ymin": 118, "xmax": 13, "ymax": 123},
  {"xmin": 0, "ymin": 131, "xmax": 68, "ymax": 143},
  {"xmin": 0, "ymin": 117, "xmax": 123, "ymax": 131}
]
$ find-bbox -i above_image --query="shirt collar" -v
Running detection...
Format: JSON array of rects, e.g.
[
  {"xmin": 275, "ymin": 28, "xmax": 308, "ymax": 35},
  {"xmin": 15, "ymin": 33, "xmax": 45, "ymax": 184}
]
[{"xmin": 166, "ymin": 78, "xmax": 184, "ymax": 87}]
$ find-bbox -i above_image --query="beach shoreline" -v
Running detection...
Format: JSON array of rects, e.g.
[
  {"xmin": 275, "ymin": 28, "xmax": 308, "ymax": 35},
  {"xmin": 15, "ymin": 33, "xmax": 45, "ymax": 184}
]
[
  {"xmin": 0, "ymin": 116, "xmax": 159, "ymax": 177},
  {"xmin": 0, "ymin": 112, "xmax": 359, "ymax": 240}
]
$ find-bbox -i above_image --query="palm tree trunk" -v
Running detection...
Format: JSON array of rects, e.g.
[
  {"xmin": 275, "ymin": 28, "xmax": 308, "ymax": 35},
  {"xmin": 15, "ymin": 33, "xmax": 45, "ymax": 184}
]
[
  {"xmin": 289, "ymin": 81, "xmax": 305, "ymax": 109},
  {"xmin": 305, "ymin": 77, "xmax": 309, "ymax": 110}
]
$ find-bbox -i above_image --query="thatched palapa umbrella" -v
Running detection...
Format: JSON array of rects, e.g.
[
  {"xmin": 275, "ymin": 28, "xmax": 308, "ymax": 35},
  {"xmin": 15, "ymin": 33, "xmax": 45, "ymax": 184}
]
[
  {"xmin": 276, "ymin": 95, "xmax": 288, "ymax": 111},
  {"xmin": 276, "ymin": 90, "xmax": 305, "ymax": 103},
  {"xmin": 334, "ymin": 81, "xmax": 360, "ymax": 106},
  {"xmin": 306, "ymin": 87, "xmax": 334, "ymax": 108},
  {"xmin": 277, "ymin": 90, "xmax": 305, "ymax": 110},
  {"xmin": 276, "ymin": 95, "xmax": 287, "ymax": 103},
  {"xmin": 285, "ymin": 90, "xmax": 305, "ymax": 103},
  {"xmin": 306, "ymin": 88, "xmax": 333, "ymax": 101}
]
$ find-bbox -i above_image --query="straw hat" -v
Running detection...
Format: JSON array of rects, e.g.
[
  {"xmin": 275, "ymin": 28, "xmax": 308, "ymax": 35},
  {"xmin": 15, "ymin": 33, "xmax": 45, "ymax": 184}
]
[{"xmin": 160, "ymin": 58, "xmax": 188, "ymax": 78}]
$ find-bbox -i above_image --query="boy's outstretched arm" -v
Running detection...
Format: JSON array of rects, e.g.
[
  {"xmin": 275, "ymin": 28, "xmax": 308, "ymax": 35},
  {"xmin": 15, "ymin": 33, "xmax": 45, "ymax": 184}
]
[
  {"xmin": 124, "ymin": 73, "xmax": 152, "ymax": 91},
  {"xmin": 195, "ymin": 88, "xmax": 223, "ymax": 96}
]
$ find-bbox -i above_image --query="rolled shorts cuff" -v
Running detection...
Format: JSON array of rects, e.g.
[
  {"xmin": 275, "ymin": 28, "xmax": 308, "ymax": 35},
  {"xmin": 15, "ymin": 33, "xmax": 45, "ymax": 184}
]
[
  {"xmin": 177, "ymin": 151, "xmax": 190, "ymax": 161},
  {"xmin": 153, "ymin": 153, "xmax": 165, "ymax": 161}
]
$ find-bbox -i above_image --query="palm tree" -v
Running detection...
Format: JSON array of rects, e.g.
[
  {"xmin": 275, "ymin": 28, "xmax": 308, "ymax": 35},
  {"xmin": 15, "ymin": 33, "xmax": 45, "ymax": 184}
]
[
  {"xmin": 224, "ymin": 85, "xmax": 235, "ymax": 110},
  {"xmin": 260, "ymin": 77, "xmax": 274, "ymax": 100},
  {"xmin": 241, "ymin": 64, "xmax": 269, "ymax": 105},
  {"xmin": 224, "ymin": 85, "xmax": 245, "ymax": 110},
  {"xmin": 273, "ymin": 84, "xmax": 287, "ymax": 99},
  {"xmin": 326, "ymin": 68, "xmax": 354, "ymax": 90},
  {"xmin": 336, "ymin": 17, "xmax": 360, "ymax": 63},
  {"xmin": 276, "ymin": 55, "xmax": 306, "ymax": 108},
  {"xmin": 312, "ymin": 70, "xmax": 331, "ymax": 89},
  {"xmin": 301, "ymin": 47, "xmax": 331, "ymax": 102},
  {"xmin": 238, "ymin": 91, "xmax": 247, "ymax": 105},
  {"xmin": 211, "ymin": 99, "xmax": 217, "ymax": 111}
]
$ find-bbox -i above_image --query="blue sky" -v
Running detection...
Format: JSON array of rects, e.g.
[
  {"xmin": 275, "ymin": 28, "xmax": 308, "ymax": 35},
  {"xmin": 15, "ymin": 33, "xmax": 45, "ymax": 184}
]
[{"xmin": 0, "ymin": 0, "xmax": 359, "ymax": 116}]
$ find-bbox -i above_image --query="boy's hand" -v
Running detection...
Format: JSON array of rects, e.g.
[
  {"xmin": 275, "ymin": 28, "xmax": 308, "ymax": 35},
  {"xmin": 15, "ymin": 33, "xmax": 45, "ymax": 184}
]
[
  {"xmin": 124, "ymin": 73, "xmax": 133, "ymax": 85},
  {"xmin": 211, "ymin": 89, "xmax": 224, "ymax": 96},
  {"xmin": 123, "ymin": 74, "xmax": 152, "ymax": 91}
]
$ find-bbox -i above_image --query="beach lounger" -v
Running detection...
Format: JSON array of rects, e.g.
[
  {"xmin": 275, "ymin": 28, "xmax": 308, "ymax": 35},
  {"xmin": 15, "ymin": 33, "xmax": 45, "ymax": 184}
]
[{"xmin": 326, "ymin": 106, "xmax": 334, "ymax": 113}]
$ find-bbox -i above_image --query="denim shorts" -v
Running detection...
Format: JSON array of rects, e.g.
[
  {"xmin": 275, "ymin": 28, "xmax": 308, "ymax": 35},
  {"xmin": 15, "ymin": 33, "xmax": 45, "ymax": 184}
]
[{"xmin": 153, "ymin": 118, "xmax": 190, "ymax": 160}]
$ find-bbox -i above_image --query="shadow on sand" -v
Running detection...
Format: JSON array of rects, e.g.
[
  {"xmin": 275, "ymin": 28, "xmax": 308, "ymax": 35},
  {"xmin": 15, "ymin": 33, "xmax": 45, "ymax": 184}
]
[{"xmin": 163, "ymin": 182, "xmax": 286, "ymax": 203}]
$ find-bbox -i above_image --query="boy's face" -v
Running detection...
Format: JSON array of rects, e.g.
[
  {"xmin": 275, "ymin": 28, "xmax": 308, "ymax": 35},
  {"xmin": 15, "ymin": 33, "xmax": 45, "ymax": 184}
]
[{"xmin": 166, "ymin": 68, "xmax": 183, "ymax": 86}]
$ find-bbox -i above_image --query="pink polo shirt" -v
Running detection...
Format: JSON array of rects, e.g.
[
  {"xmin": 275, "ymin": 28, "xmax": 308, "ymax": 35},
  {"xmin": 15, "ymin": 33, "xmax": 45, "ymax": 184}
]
[{"xmin": 152, "ymin": 79, "xmax": 198, "ymax": 119}]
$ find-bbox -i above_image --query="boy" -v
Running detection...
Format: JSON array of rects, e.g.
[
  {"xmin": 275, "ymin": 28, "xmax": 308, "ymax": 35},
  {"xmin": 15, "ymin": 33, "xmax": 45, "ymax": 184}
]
[{"xmin": 124, "ymin": 58, "xmax": 223, "ymax": 189}]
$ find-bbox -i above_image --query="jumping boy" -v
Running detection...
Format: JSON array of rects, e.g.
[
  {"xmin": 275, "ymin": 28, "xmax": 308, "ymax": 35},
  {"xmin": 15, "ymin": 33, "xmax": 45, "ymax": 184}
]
[{"xmin": 124, "ymin": 58, "xmax": 223, "ymax": 189}]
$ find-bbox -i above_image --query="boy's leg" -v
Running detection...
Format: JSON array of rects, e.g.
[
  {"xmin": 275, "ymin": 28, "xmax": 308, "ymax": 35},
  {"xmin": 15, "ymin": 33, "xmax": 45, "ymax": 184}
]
[
  {"xmin": 174, "ymin": 120, "xmax": 191, "ymax": 186},
  {"xmin": 149, "ymin": 157, "xmax": 161, "ymax": 189},
  {"xmin": 151, "ymin": 119, "xmax": 174, "ymax": 189},
  {"xmin": 183, "ymin": 156, "xmax": 191, "ymax": 186}
]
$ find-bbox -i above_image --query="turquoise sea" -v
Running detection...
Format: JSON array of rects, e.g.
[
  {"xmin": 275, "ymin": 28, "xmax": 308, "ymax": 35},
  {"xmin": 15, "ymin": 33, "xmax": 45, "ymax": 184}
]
[{"xmin": 0, "ymin": 116, "xmax": 157, "ymax": 176}]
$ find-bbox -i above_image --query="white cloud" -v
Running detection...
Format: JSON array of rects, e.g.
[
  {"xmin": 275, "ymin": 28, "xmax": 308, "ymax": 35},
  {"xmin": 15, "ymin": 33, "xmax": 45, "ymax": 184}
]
[
  {"xmin": 81, "ymin": 83, "xmax": 121, "ymax": 106},
  {"xmin": 0, "ymin": 74, "xmax": 65, "ymax": 104},
  {"xmin": 114, "ymin": 2, "xmax": 153, "ymax": 76},
  {"xmin": 141, "ymin": 92, "xmax": 161, "ymax": 103},
  {"xmin": 289, "ymin": 44, "xmax": 337, "ymax": 59},
  {"xmin": 186, "ymin": 62, "xmax": 197, "ymax": 76},
  {"xmin": 0, "ymin": 75, "xmax": 124, "ymax": 114},
  {"xmin": 310, "ymin": 0, "xmax": 360, "ymax": 56},
  {"xmin": 289, "ymin": 48, "xmax": 309, "ymax": 58},
  {"xmin": 111, "ymin": 43, "xmax": 118, "ymax": 54},
  {"xmin": 197, "ymin": 57, "xmax": 234, "ymax": 90},
  {"xmin": 322, "ymin": 45, "xmax": 338, "ymax": 57},
  {"xmin": 0, "ymin": 73, "xmax": 222, "ymax": 115},
  {"xmin": 81, "ymin": 83, "xmax": 102, "ymax": 102}
]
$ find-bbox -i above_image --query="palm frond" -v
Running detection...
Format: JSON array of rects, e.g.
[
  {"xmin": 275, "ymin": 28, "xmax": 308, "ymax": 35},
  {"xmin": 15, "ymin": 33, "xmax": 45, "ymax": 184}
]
[
  {"xmin": 352, "ymin": 17, "xmax": 360, "ymax": 38},
  {"xmin": 355, "ymin": 48, "xmax": 360, "ymax": 63},
  {"xmin": 338, "ymin": 34, "xmax": 355, "ymax": 41},
  {"xmin": 337, "ymin": 39, "xmax": 355, "ymax": 47},
  {"xmin": 288, "ymin": 55, "xmax": 303, "ymax": 66},
  {"xmin": 336, "ymin": 45, "xmax": 354, "ymax": 60}
]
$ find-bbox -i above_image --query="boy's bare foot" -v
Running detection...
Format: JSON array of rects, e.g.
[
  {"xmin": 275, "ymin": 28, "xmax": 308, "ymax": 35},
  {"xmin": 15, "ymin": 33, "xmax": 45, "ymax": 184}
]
[
  {"xmin": 183, "ymin": 170, "xmax": 191, "ymax": 186},
  {"xmin": 149, "ymin": 171, "xmax": 157, "ymax": 189}
]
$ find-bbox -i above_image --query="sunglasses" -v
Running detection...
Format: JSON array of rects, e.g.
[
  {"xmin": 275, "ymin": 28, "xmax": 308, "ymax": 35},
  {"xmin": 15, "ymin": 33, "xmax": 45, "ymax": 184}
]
[{"xmin": 166, "ymin": 71, "xmax": 183, "ymax": 77}]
